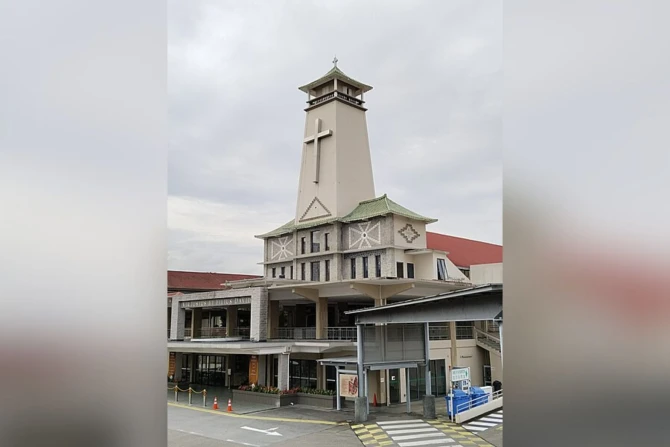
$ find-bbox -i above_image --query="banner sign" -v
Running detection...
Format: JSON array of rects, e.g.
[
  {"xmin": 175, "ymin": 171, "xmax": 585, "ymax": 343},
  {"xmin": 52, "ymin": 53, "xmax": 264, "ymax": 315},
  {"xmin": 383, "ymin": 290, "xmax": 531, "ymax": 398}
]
[
  {"xmin": 339, "ymin": 374, "xmax": 359, "ymax": 398},
  {"xmin": 248, "ymin": 355, "xmax": 259, "ymax": 385},
  {"xmin": 181, "ymin": 297, "xmax": 252, "ymax": 309}
]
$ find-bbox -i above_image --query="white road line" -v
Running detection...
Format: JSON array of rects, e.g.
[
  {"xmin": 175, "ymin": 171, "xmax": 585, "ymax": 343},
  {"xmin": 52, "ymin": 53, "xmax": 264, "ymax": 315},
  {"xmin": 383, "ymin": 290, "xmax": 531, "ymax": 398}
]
[
  {"xmin": 382, "ymin": 423, "xmax": 432, "ymax": 430},
  {"xmin": 397, "ymin": 438, "xmax": 458, "ymax": 447},
  {"xmin": 174, "ymin": 428, "xmax": 206, "ymax": 437},
  {"xmin": 467, "ymin": 421, "xmax": 498, "ymax": 427},
  {"xmin": 378, "ymin": 419, "xmax": 425, "ymax": 425},
  {"xmin": 226, "ymin": 440, "xmax": 261, "ymax": 447},
  {"xmin": 463, "ymin": 425, "xmax": 488, "ymax": 432},
  {"xmin": 480, "ymin": 417, "xmax": 502, "ymax": 423},
  {"xmin": 386, "ymin": 427, "xmax": 439, "ymax": 435},
  {"xmin": 391, "ymin": 432, "xmax": 448, "ymax": 441}
]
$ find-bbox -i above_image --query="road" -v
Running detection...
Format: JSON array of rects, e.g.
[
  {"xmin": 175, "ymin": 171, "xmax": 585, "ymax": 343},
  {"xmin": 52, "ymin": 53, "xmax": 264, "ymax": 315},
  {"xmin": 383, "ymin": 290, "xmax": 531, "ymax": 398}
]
[{"xmin": 167, "ymin": 403, "xmax": 362, "ymax": 447}]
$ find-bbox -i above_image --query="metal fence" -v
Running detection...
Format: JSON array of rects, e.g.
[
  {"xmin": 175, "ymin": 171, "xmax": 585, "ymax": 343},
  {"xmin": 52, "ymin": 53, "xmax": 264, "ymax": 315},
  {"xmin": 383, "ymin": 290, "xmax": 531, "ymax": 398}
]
[{"xmin": 428, "ymin": 324, "xmax": 475, "ymax": 340}]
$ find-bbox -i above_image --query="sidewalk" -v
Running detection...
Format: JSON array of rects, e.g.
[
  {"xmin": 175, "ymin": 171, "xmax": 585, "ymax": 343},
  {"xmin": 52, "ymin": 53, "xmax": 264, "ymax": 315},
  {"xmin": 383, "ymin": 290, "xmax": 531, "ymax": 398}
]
[{"xmin": 167, "ymin": 386, "xmax": 276, "ymax": 415}]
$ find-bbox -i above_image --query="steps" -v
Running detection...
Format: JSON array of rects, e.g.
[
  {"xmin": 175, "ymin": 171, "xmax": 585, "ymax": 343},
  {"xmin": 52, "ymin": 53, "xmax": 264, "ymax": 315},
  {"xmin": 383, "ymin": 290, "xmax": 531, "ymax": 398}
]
[{"xmin": 475, "ymin": 328, "xmax": 501, "ymax": 354}]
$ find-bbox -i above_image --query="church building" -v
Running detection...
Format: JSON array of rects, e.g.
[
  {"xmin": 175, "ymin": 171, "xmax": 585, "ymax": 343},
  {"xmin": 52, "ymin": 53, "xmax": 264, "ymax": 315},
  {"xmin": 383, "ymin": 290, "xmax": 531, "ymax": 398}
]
[{"xmin": 168, "ymin": 61, "xmax": 502, "ymax": 406}]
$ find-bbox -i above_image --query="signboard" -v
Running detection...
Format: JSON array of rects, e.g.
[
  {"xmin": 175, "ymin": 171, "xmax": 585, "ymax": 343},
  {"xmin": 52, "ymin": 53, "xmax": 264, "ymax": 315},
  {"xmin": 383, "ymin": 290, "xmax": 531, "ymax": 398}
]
[
  {"xmin": 248, "ymin": 355, "xmax": 258, "ymax": 385},
  {"xmin": 339, "ymin": 374, "xmax": 358, "ymax": 398},
  {"xmin": 181, "ymin": 297, "xmax": 252, "ymax": 309},
  {"xmin": 451, "ymin": 367, "xmax": 470, "ymax": 382}
]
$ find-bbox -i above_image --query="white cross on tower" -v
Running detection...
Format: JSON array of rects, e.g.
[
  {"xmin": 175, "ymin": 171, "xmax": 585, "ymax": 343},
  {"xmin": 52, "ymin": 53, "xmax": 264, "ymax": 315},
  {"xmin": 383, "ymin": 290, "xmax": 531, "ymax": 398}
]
[{"xmin": 303, "ymin": 118, "xmax": 333, "ymax": 183}]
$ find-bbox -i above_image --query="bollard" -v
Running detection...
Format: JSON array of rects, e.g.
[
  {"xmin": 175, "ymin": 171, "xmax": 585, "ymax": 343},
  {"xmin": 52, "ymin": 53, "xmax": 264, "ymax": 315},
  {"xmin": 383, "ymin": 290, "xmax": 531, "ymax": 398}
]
[
  {"xmin": 203, "ymin": 390, "xmax": 207, "ymax": 407},
  {"xmin": 188, "ymin": 388, "xmax": 193, "ymax": 406},
  {"xmin": 174, "ymin": 386, "xmax": 178, "ymax": 402}
]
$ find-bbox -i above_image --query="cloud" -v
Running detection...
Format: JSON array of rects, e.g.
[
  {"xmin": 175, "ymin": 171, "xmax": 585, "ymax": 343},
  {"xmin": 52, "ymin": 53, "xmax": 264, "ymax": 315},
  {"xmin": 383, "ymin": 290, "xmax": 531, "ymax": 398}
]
[{"xmin": 168, "ymin": 0, "xmax": 502, "ymax": 272}]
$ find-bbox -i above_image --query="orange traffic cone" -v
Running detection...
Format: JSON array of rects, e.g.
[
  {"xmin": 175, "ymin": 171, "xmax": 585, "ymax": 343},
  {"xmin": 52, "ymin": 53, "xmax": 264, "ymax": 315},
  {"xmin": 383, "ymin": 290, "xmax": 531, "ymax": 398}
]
[
  {"xmin": 373, "ymin": 393, "xmax": 378, "ymax": 407},
  {"xmin": 227, "ymin": 398, "xmax": 233, "ymax": 412},
  {"xmin": 212, "ymin": 397, "xmax": 219, "ymax": 410}
]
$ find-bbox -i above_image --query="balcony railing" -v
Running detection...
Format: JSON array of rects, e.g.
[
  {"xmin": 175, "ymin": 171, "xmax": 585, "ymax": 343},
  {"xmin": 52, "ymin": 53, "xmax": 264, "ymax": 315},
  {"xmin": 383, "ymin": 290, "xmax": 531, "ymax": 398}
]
[
  {"xmin": 307, "ymin": 91, "xmax": 364, "ymax": 108},
  {"xmin": 271, "ymin": 326, "xmax": 357, "ymax": 341},
  {"xmin": 428, "ymin": 325, "xmax": 474, "ymax": 340}
]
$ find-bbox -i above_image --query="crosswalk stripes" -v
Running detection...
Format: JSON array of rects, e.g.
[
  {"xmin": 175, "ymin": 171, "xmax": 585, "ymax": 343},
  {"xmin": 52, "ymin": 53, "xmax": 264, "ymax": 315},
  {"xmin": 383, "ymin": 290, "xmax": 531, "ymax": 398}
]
[
  {"xmin": 462, "ymin": 409, "xmax": 503, "ymax": 432},
  {"xmin": 351, "ymin": 419, "xmax": 492, "ymax": 447}
]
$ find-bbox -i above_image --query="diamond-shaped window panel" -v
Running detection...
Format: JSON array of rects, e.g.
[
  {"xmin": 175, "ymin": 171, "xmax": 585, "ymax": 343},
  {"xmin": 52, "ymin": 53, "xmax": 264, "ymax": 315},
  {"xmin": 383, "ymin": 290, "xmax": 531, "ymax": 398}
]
[{"xmin": 398, "ymin": 223, "xmax": 420, "ymax": 243}]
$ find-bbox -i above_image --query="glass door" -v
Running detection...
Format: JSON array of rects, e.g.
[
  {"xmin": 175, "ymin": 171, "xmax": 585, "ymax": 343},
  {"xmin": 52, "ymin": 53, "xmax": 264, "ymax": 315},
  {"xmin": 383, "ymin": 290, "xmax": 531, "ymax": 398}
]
[{"xmin": 388, "ymin": 369, "xmax": 401, "ymax": 403}]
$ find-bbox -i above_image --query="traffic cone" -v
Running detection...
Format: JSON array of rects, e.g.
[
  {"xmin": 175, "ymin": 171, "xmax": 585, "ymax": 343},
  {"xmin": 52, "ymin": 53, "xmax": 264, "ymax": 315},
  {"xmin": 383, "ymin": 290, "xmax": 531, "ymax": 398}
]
[
  {"xmin": 227, "ymin": 398, "xmax": 233, "ymax": 412},
  {"xmin": 212, "ymin": 397, "xmax": 219, "ymax": 410},
  {"xmin": 373, "ymin": 393, "xmax": 378, "ymax": 407}
]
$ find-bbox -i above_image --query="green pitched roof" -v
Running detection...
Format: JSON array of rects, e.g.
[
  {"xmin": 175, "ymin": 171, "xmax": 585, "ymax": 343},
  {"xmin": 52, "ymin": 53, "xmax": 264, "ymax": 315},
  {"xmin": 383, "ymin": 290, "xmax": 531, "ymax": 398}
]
[
  {"xmin": 341, "ymin": 194, "xmax": 437, "ymax": 223},
  {"xmin": 255, "ymin": 217, "xmax": 340, "ymax": 239},
  {"xmin": 256, "ymin": 195, "xmax": 436, "ymax": 239},
  {"xmin": 298, "ymin": 66, "xmax": 373, "ymax": 94}
]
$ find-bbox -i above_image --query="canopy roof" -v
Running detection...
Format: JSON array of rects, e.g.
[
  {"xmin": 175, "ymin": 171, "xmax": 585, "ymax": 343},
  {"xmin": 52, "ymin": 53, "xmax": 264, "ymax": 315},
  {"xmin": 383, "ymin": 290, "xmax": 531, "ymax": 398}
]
[{"xmin": 298, "ymin": 65, "xmax": 373, "ymax": 94}]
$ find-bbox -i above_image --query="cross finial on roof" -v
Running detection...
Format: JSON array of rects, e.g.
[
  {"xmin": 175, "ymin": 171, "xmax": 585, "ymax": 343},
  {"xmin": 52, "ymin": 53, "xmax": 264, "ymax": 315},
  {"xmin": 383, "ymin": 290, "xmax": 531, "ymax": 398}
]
[{"xmin": 332, "ymin": 55, "xmax": 338, "ymax": 67}]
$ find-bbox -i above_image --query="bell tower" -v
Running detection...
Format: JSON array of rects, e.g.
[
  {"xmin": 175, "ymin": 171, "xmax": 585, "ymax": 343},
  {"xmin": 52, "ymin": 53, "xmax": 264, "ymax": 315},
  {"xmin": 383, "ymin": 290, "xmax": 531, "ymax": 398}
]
[{"xmin": 294, "ymin": 59, "xmax": 376, "ymax": 224}]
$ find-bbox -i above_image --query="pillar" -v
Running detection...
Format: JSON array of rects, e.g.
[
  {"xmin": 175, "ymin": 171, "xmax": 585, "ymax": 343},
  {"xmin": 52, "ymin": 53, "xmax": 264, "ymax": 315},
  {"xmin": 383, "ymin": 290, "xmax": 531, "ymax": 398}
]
[
  {"xmin": 250, "ymin": 287, "xmax": 269, "ymax": 341},
  {"xmin": 191, "ymin": 308, "xmax": 202, "ymax": 338},
  {"xmin": 257, "ymin": 355, "xmax": 267, "ymax": 386},
  {"xmin": 316, "ymin": 297, "xmax": 328, "ymax": 339},
  {"xmin": 317, "ymin": 363, "xmax": 325, "ymax": 389},
  {"xmin": 277, "ymin": 353, "xmax": 290, "ymax": 391},
  {"xmin": 226, "ymin": 306, "xmax": 238, "ymax": 337},
  {"xmin": 268, "ymin": 300, "xmax": 280, "ymax": 339},
  {"xmin": 170, "ymin": 299, "xmax": 185, "ymax": 340},
  {"xmin": 450, "ymin": 322, "xmax": 458, "ymax": 369},
  {"xmin": 174, "ymin": 353, "xmax": 183, "ymax": 382}
]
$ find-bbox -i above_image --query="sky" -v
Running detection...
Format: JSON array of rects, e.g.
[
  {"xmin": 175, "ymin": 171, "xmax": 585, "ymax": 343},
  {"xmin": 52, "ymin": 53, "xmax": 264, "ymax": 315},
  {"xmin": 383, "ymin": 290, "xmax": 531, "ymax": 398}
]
[{"xmin": 168, "ymin": 0, "xmax": 502, "ymax": 275}]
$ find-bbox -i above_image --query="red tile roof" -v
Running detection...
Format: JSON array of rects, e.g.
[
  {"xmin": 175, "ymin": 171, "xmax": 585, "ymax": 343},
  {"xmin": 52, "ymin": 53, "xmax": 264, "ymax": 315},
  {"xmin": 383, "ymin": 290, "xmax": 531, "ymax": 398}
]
[
  {"xmin": 426, "ymin": 232, "xmax": 502, "ymax": 268},
  {"xmin": 168, "ymin": 270, "xmax": 262, "ymax": 292}
]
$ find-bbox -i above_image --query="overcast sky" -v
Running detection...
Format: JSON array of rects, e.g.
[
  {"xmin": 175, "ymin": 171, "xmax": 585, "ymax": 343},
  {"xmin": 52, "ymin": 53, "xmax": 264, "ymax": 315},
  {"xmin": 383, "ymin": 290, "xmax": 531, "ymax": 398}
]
[{"xmin": 168, "ymin": 0, "xmax": 502, "ymax": 275}]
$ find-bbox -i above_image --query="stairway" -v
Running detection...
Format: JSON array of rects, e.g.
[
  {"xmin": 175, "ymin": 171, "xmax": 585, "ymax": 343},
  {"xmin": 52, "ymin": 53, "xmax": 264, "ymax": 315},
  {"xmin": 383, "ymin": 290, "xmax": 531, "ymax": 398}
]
[{"xmin": 475, "ymin": 328, "xmax": 501, "ymax": 354}]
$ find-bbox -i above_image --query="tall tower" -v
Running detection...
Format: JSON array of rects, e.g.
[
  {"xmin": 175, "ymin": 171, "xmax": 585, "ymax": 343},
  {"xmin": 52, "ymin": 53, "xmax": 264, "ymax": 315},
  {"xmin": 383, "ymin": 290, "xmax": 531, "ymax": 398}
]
[{"xmin": 294, "ymin": 59, "xmax": 376, "ymax": 225}]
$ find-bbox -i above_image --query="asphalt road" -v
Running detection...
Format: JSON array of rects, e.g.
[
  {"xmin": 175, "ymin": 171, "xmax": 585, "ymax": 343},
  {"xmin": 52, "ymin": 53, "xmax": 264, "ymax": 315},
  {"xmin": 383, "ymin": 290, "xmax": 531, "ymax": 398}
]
[{"xmin": 167, "ymin": 404, "xmax": 362, "ymax": 447}]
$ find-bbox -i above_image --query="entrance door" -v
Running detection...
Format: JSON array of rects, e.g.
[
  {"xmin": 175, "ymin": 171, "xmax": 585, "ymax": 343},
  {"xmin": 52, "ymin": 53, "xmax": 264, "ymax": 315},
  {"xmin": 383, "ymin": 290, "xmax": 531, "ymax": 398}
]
[
  {"xmin": 388, "ymin": 369, "xmax": 401, "ymax": 404},
  {"xmin": 483, "ymin": 365, "xmax": 492, "ymax": 386}
]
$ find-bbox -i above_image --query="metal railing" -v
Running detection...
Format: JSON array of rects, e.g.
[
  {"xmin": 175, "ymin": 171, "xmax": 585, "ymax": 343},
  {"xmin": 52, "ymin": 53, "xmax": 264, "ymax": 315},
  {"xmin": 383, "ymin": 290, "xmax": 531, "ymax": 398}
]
[
  {"xmin": 474, "ymin": 327, "xmax": 501, "ymax": 350},
  {"xmin": 307, "ymin": 91, "xmax": 364, "ymax": 107},
  {"xmin": 428, "ymin": 325, "xmax": 475, "ymax": 340},
  {"xmin": 272, "ymin": 326, "xmax": 357, "ymax": 341},
  {"xmin": 326, "ymin": 326, "xmax": 357, "ymax": 341},
  {"xmin": 452, "ymin": 389, "xmax": 503, "ymax": 421},
  {"xmin": 189, "ymin": 327, "xmax": 251, "ymax": 339},
  {"xmin": 308, "ymin": 92, "xmax": 335, "ymax": 106}
]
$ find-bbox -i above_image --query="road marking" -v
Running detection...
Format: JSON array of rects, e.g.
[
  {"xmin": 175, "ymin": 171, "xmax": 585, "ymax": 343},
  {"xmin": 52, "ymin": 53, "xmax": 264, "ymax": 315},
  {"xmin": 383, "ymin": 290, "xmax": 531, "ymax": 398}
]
[
  {"xmin": 466, "ymin": 421, "xmax": 497, "ymax": 427},
  {"xmin": 479, "ymin": 417, "xmax": 502, "ymax": 423},
  {"xmin": 382, "ymin": 423, "xmax": 433, "ymax": 430},
  {"xmin": 462, "ymin": 425, "xmax": 488, "ymax": 432},
  {"xmin": 392, "ymin": 432, "xmax": 448, "ymax": 441},
  {"xmin": 167, "ymin": 402, "xmax": 340, "ymax": 425},
  {"xmin": 241, "ymin": 426, "xmax": 282, "ymax": 437},
  {"xmin": 378, "ymin": 419, "xmax": 425, "ymax": 425},
  {"xmin": 397, "ymin": 438, "xmax": 458, "ymax": 447},
  {"xmin": 226, "ymin": 440, "xmax": 261, "ymax": 447},
  {"xmin": 386, "ymin": 427, "xmax": 439, "ymax": 435},
  {"xmin": 173, "ymin": 428, "xmax": 205, "ymax": 437}
]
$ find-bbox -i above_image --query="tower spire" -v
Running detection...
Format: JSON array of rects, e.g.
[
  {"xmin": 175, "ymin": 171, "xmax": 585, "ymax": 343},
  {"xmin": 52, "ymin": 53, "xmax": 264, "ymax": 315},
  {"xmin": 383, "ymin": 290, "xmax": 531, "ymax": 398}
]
[{"xmin": 332, "ymin": 55, "xmax": 338, "ymax": 68}]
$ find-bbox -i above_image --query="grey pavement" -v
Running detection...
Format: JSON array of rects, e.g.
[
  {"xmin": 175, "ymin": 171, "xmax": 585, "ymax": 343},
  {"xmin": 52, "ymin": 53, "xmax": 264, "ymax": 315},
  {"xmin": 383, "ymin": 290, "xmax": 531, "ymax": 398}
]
[
  {"xmin": 478, "ymin": 424, "xmax": 502, "ymax": 447},
  {"xmin": 168, "ymin": 386, "xmax": 276, "ymax": 415},
  {"xmin": 168, "ymin": 402, "xmax": 362, "ymax": 447}
]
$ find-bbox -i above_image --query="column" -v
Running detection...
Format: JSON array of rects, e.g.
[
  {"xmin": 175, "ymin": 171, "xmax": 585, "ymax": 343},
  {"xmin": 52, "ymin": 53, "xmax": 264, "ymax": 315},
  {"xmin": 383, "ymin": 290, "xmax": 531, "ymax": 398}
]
[
  {"xmin": 317, "ymin": 363, "xmax": 325, "ymax": 389},
  {"xmin": 191, "ymin": 308, "xmax": 202, "ymax": 338},
  {"xmin": 226, "ymin": 307, "xmax": 238, "ymax": 337},
  {"xmin": 267, "ymin": 300, "xmax": 280, "ymax": 339},
  {"xmin": 170, "ymin": 299, "xmax": 185, "ymax": 340},
  {"xmin": 250, "ymin": 287, "xmax": 269, "ymax": 341},
  {"xmin": 257, "ymin": 355, "xmax": 267, "ymax": 386},
  {"xmin": 174, "ymin": 353, "xmax": 183, "ymax": 381},
  {"xmin": 316, "ymin": 297, "xmax": 328, "ymax": 339},
  {"xmin": 277, "ymin": 353, "xmax": 290, "ymax": 391},
  {"xmin": 450, "ymin": 322, "xmax": 458, "ymax": 369}
]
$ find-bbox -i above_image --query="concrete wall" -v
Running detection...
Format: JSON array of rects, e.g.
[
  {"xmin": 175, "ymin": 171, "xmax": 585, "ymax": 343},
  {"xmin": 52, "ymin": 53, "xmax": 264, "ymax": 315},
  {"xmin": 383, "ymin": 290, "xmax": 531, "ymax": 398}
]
[
  {"xmin": 470, "ymin": 263, "xmax": 503, "ymax": 285},
  {"xmin": 393, "ymin": 215, "xmax": 427, "ymax": 248}
]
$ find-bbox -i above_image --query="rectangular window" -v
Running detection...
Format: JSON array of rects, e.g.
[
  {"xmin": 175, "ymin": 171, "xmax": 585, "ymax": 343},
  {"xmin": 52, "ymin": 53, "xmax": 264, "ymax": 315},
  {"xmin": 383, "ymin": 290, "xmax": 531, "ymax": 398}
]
[
  {"xmin": 324, "ymin": 233, "xmax": 330, "ymax": 251},
  {"xmin": 350, "ymin": 258, "xmax": 356, "ymax": 279},
  {"xmin": 290, "ymin": 265, "xmax": 294, "ymax": 279},
  {"xmin": 310, "ymin": 230, "xmax": 320, "ymax": 253},
  {"xmin": 271, "ymin": 267, "xmax": 276, "ymax": 278},
  {"xmin": 397, "ymin": 262, "xmax": 404, "ymax": 278},
  {"xmin": 437, "ymin": 258, "xmax": 447, "ymax": 280},
  {"xmin": 301, "ymin": 263, "xmax": 306, "ymax": 280},
  {"xmin": 301, "ymin": 237, "xmax": 306, "ymax": 254},
  {"xmin": 310, "ymin": 261, "xmax": 320, "ymax": 281},
  {"xmin": 362, "ymin": 256, "xmax": 369, "ymax": 278},
  {"xmin": 325, "ymin": 260, "xmax": 330, "ymax": 281},
  {"xmin": 280, "ymin": 266, "xmax": 285, "ymax": 278},
  {"xmin": 407, "ymin": 263, "xmax": 415, "ymax": 279},
  {"xmin": 375, "ymin": 255, "xmax": 382, "ymax": 277}
]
